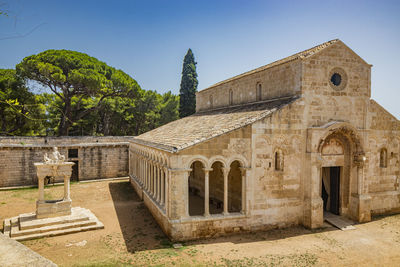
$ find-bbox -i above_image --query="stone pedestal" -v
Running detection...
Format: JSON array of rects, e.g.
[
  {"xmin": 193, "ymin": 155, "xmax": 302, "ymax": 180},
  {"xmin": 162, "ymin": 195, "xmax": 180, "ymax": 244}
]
[
  {"xmin": 34, "ymin": 162, "xmax": 74, "ymax": 219},
  {"xmin": 36, "ymin": 199, "xmax": 72, "ymax": 219}
]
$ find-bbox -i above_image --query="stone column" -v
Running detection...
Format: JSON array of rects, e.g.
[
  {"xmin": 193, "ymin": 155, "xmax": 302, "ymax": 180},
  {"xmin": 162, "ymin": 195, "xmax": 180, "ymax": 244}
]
[
  {"xmin": 145, "ymin": 158, "xmax": 147, "ymax": 188},
  {"xmin": 357, "ymin": 164, "xmax": 363, "ymax": 195},
  {"xmin": 136, "ymin": 156, "xmax": 139, "ymax": 178},
  {"xmin": 134, "ymin": 156, "xmax": 137, "ymax": 178},
  {"xmin": 145, "ymin": 159, "xmax": 148, "ymax": 191},
  {"xmin": 145, "ymin": 159, "xmax": 148, "ymax": 190},
  {"xmin": 352, "ymin": 154, "xmax": 371, "ymax": 223},
  {"xmin": 204, "ymin": 168, "xmax": 212, "ymax": 217},
  {"xmin": 239, "ymin": 167, "xmax": 248, "ymax": 214},
  {"xmin": 160, "ymin": 168, "xmax": 165, "ymax": 205},
  {"xmin": 38, "ymin": 175, "xmax": 45, "ymax": 202},
  {"xmin": 63, "ymin": 175, "xmax": 71, "ymax": 201},
  {"xmin": 222, "ymin": 167, "xmax": 229, "ymax": 215},
  {"xmin": 151, "ymin": 161, "xmax": 157, "ymax": 198},
  {"xmin": 136, "ymin": 158, "xmax": 141, "ymax": 185},
  {"xmin": 165, "ymin": 168, "xmax": 169, "ymax": 213},
  {"xmin": 147, "ymin": 160, "xmax": 150, "ymax": 191},
  {"xmin": 139, "ymin": 157, "xmax": 142, "ymax": 183},
  {"xmin": 141, "ymin": 158, "xmax": 144, "ymax": 185},
  {"xmin": 185, "ymin": 169, "xmax": 191, "ymax": 217},
  {"xmin": 158, "ymin": 166, "xmax": 162, "ymax": 202},
  {"xmin": 156, "ymin": 164, "xmax": 160, "ymax": 202}
]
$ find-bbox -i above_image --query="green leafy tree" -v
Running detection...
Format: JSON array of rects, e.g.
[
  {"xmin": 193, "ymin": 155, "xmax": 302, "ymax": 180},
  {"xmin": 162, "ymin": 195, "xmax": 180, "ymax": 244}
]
[
  {"xmin": 179, "ymin": 49, "xmax": 198, "ymax": 118},
  {"xmin": 16, "ymin": 49, "xmax": 141, "ymax": 136},
  {"xmin": 0, "ymin": 69, "xmax": 46, "ymax": 135},
  {"xmin": 158, "ymin": 91, "xmax": 179, "ymax": 126}
]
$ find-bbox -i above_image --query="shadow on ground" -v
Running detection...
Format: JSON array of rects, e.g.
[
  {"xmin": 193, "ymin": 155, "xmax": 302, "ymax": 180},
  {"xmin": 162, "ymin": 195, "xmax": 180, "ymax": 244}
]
[
  {"xmin": 108, "ymin": 181, "xmax": 169, "ymax": 253},
  {"xmin": 109, "ymin": 181, "xmax": 338, "ymax": 253}
]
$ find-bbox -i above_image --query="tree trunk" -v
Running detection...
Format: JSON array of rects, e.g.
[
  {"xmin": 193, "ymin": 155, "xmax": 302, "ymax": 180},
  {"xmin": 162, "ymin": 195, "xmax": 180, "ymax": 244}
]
[
  {"xmin": 0, "ymin": 106, "xmax": 6, "ymax": 134},
  {"xmin": 58, "ymin": 98, "xmax": 72, "ymax": 136}
]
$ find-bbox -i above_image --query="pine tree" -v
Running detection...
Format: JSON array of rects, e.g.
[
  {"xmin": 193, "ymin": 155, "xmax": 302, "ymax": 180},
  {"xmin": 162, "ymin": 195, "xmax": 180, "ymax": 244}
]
[{"xmin": 179, "ymin": 49, "xmax": 198, "ymax": 118}]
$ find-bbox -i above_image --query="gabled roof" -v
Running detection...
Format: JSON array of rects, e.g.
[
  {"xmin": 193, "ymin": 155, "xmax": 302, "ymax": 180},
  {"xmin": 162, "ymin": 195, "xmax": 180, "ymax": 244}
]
[
  {"xmin": 132, "ymin": 96, "xmax": 299, "ymax": 152},
  {"xmin": 202, "ymin": 39, "xmax": 340, "ymax": 92}
]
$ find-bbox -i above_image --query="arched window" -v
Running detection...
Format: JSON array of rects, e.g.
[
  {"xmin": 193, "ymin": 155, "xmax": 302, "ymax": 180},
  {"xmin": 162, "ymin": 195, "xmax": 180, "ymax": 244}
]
[
  {"xmin": 380, "ymin": 148, "xmax": 387, "ymax": 168},
  {"xmin": 209, "ymin": 95, "xmax": 213, "ymax": 109},
  {"xmin": 275, "ymin": 149, "xmax": 284, "ymax": 171},
  {"xmin": 229, "ymin": 89, "xmax": 233, "ymax": 105},
  {"xmin": 256, "ymin": 83, "xmax": 262, "ymax": 101},
  {"xmin": 228, "ymin": 160, "xmax": 243, "ymax": 213},
  {"xmin": 188, "ymin": 161, "xmax": 205, "ymax": 216},
  {"xmin": 209, "ymin": 161, "xmax": 224, "ymax": 214}
]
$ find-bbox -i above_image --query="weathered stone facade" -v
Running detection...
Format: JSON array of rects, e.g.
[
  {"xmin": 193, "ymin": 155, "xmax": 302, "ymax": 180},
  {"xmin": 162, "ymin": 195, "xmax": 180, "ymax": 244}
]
[
  {"xmin": 0, "ymin": 137, "xmax": 129, "ymax": 187},
  {"xmin": 130, "ymin": 39, "xmax": 400, "ymax": 241}
]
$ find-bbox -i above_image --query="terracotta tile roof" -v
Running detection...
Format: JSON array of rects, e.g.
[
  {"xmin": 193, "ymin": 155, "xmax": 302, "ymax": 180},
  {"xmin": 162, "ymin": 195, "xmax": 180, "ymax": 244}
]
[
  {"xmin": 202, "ymin": 39, "xmax": 339, "ymax": 92},
  {"xmin": 132, "ymin": 96, "xmax": 299, "ymax": 152}
]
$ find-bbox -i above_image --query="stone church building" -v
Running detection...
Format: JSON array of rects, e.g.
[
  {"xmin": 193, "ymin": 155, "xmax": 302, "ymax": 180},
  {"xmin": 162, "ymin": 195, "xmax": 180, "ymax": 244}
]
[{"xmin": 129, "ymin": 39, "xmax": 400, "ymax": 241}]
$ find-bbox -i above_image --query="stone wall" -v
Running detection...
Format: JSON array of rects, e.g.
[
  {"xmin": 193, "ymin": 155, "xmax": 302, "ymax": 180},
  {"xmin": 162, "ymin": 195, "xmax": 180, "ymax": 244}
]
[
  {"xmin": 0, "ymin": 137, "xmax": 130, "ymax": 187},
  {"xmin": 196, "ymin": 60, "xmax": 302, "ymax": 112},
  {"xmin": 250, "ymin": 100, "xmax": 305, "ymax": 228},
  {"xmin": 301, "ymin": 42, "xmax": 400, "ymax": 218},
  {"xmin": 301, "ymin": 41, "xmax": 371, "ymax": 129},
  {"xmin": 0, "ymin": 136, "xmax": 132, "ymax": 145},
  {"xmin": 365, "ymin": 100, "xmax": 400, "ymax": 214}
]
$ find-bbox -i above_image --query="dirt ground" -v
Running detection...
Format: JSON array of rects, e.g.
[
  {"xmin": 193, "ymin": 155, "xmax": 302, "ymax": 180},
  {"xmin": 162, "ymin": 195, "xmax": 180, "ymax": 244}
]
[{"xmin": 1, "ymin": 179, "xmax": 400, "ymax": 267}]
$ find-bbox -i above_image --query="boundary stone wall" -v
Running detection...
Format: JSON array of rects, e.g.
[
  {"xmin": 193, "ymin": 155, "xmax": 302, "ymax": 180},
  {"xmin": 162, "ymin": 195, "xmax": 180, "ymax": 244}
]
[{"xmin": 0, "ymin": 136, "xmax": 132, "ymax": 187}]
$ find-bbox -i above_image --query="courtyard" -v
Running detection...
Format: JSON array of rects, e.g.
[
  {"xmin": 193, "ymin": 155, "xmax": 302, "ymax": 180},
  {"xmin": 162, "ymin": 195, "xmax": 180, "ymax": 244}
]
[{"xmin": 0, "ymin": 179, "xmax": 399, "ymax": 267}]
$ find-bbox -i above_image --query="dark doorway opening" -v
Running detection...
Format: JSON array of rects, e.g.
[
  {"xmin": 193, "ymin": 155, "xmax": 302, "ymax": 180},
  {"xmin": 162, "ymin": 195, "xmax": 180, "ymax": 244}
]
[
  {"xmin": 68, "ymin": 148, "xmax": 78, "ymax": 158},
  {"xmin": 71, "ymin": 161, "xmax": 79, "ymax": 181},
  {"xmin": 321, "ymin": 166, "xmax": 341, "ymax": 215}
]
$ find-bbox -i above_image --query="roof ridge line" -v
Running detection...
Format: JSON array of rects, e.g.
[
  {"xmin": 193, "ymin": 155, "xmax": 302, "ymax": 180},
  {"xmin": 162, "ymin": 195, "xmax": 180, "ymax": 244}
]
[{"xmin": 200, "ymin": 39, "xmax": 339, "ymax": 92}]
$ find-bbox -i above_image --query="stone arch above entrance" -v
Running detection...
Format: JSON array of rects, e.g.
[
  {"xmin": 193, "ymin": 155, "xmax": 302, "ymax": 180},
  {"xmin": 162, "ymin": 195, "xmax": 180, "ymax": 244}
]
[
  {"xmin": 321, "ymin": 138, "xmax": 344, "ymax": 155},
  {"xmin": 316, "ymin": 122, "xmax": 364, "ymax": 157}
]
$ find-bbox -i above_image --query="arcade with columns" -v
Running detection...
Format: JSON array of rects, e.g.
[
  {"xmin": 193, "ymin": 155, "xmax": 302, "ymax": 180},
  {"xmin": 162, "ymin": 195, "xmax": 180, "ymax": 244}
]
[{"xmin": 129, "ymin": 142, "xmax": 250, "ymax": 240}]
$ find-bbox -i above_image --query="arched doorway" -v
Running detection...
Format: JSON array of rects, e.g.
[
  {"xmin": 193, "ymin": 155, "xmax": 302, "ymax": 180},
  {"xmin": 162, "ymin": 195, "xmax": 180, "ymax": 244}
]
[
  {"xmin": 318, "ymin": 125, "xmax": 365, "ymax": 220},
  {"xmin": 320, "ymin": 137, "xmax": 346, "ymax": 215}
]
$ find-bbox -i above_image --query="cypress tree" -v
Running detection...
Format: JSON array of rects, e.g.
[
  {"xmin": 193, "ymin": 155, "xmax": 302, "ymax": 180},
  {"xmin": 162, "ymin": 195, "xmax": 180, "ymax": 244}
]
[{"xmin": 179, "ymin": 49, "xmax": 198, "ymax": 118}]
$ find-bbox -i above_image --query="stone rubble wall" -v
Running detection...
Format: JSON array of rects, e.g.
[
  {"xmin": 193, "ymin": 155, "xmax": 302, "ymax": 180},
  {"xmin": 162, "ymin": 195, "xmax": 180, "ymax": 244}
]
[
  {"xmin": 0, "ymin": 136, "xmax": 131, "ymax": 187},
  {"xmin": 0, "ymin": 136, "xmax": 132, "ymax": 145}
]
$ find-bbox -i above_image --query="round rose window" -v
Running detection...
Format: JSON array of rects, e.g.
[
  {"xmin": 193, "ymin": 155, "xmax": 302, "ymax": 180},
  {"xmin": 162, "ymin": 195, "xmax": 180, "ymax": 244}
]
[{"xmin": 329, "ymin": 68, "xmax": 347, "ymax": 91}]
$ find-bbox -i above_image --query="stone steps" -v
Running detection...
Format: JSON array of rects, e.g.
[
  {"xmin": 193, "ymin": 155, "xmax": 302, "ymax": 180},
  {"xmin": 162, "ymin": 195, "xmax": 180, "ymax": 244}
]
[
  {"xmin": 13, "ymin": 222, "xmax": 104, "ymax": 241},
  {"xmin": 11, "ymin": 219, "xmax": 97, "ymax": 237},
  {"xmin": 19, "ymin": 208, "xmax": 89, "ymax": 230},
  {"xmin": 3, "ymin": 207, "xmax": 104, "ymax": 241}
]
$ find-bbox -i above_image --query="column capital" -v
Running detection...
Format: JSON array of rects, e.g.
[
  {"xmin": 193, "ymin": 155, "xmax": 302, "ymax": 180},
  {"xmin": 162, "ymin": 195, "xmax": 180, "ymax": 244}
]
[
  {"xmin": 221, "ymin": 167, "xmax": 230, "ymax": 176},
  {"xmin": 354, "ymin": 153, "xmax": 367, "ymax": 167},
  {"xmin": 239, "ymin": 167, "xmax": 250, "ymax": 176},
  {"xmin": 203, "ymin": 168, "xmax": 213, "ymax": 173},
  {"xmin": 162, "ymin": 166, "xmax": 170, "ymax": 173}
]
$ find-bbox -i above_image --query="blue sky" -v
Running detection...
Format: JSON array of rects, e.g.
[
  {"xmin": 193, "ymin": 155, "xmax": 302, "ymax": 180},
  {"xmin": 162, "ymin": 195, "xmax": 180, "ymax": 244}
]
[{"xmin": 1, "ymin": 0, "xmax": 399, "ymax": 117}]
